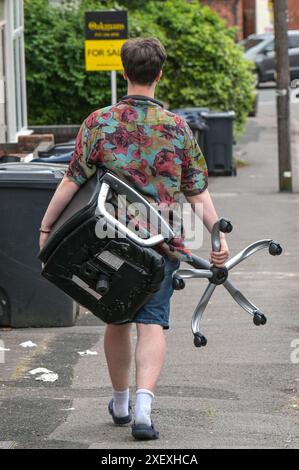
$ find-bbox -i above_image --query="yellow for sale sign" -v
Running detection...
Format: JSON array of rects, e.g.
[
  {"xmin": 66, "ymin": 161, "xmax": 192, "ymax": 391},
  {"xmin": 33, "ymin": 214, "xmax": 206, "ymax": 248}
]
[
  {"xmin": 84, "ymin": 11, "xmax": 128, "ymax": 71},
  {"xmin": 85, "ymin": 39, "xmax": 126, "ymax": 71}
]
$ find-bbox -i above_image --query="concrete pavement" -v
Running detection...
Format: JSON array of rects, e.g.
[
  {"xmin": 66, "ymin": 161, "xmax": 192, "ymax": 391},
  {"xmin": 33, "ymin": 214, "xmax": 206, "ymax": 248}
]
[{"xmin": 0, "ymin": 92, "xmax": 298, "ymax": 449}]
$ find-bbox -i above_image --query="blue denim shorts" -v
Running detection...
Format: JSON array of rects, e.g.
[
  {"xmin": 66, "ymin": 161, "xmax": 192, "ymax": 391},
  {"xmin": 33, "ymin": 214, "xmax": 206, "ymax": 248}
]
[{"xmin": 130, "ymin": 257, "xmax": 180, "ymax": 330}]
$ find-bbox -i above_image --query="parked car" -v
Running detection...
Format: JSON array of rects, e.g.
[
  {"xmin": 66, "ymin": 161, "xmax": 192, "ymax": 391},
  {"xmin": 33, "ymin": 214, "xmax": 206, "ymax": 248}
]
[{"xmin": 240, "ymin": 30, "xmax": 299, "ymax": 86}]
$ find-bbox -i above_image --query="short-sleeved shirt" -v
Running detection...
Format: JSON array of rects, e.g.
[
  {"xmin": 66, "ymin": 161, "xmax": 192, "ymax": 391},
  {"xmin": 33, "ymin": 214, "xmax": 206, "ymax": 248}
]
[{"xmin": 66, "ymin": 95, "xmax": 208, "ymax": 260}]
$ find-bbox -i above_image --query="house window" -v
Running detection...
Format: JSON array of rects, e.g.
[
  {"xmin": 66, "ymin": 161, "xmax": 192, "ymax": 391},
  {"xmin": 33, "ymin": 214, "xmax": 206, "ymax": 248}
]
[
  {"xmin": 0, "ymin": 20, "xmax": 6, "ymax": 142},
  {"xmin": 3, "ymin": 0, "xmax": 27, "ymax": 142},
  {"xmin": 11, "ymin": 0, "xmax": 26, "ymax": 135}
]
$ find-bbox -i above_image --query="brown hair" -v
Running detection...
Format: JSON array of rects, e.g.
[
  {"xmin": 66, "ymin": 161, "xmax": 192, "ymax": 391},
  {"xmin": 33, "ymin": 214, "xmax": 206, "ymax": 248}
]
[{"xmin": 121, "ymin": 37, "xmax": 167, "ymax": 86}]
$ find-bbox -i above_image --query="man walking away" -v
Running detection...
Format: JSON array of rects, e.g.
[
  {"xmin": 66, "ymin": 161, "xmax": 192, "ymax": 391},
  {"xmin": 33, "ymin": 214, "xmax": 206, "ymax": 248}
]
[{"xmin": 39, "ymin": 37, "xmax": 229, "ymax": 440}]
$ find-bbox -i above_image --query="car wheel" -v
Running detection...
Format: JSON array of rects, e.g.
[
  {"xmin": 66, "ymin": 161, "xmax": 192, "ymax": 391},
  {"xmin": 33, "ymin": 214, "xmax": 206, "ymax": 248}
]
[{"xmin": 253, "ymin": 70, "xmax": 260, "ymax": 88}]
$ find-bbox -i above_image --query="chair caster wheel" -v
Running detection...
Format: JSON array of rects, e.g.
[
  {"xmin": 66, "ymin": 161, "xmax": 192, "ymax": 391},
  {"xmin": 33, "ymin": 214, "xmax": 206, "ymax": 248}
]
[
  {"xmin": 219, "ymin": 218, "xmax": 233, "ymax": 234},
  {"xmin": 269, "ymin": 241, "xmax": 282, "ymax": 256},
  {"xmin": 193, "ymin": 333, "xmax": 207, "ymax": 348},
  {"xmin": 172, "ymin": 277, "xmax": 185, "ymax": 290},
  {"xmin": 253, "ymin": 313, "xmax": 267, "ymax": 326}
]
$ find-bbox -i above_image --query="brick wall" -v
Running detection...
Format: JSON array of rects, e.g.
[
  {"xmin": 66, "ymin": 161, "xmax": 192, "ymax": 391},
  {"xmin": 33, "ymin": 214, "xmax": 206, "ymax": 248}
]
[
  {"xmin": 200, "ymin": 0, "xmax": 244, "ymax": 39},
  {"xmin": 243, "ymin": 0, "xmax": 255, "ymax": 38},
  {"xmin": 288, "ymin": 0, "xmax": 299, "ymax": 30},
  {"xmin": 201, "ymin": 0, "xmax": 299, "ymax": 41}
]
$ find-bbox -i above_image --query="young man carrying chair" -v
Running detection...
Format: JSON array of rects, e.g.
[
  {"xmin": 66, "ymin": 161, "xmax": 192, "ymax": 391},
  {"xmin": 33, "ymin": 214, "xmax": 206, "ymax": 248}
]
[{"xmin": 39, "ymin": 37, "xmax": 229, "ymax": 440}]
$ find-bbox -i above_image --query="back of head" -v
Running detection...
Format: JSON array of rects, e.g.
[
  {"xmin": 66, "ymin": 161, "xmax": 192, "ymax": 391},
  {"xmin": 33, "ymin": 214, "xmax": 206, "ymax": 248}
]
[{"xmin": 121, "ymin": 37, "xmax": 167, "ymax": 86}]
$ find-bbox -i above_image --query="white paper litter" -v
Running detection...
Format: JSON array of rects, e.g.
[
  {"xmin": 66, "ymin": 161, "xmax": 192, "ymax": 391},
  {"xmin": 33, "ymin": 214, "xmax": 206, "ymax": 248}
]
[
  {"xmin": 29, "ymin": 367, "xmax": 53, "ymax": 375},
  {"xmin": 35, "ymin": 372, "xmax": 58, "ymax": 383},
  {"xmin": 19, "ymin": 341, "xmax": 37, "ymax": 348},
  {"xmin": 77, "ymin": 350, "xmax": 98, "ymax": 356},
  {"xmin": 29, "ymin": 367, "xmax": 58, "ymax": 382},
  {"xmin": 0, "ymin": 347, "xmax": 10, "ymax": 352}
]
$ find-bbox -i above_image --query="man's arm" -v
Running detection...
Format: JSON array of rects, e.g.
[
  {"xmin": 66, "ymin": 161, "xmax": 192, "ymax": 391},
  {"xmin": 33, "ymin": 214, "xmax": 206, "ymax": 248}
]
[
  {"xmin": 39, "ymin": 175, "xmax": 80, "ymax": 250},
  {"xmin": 186, "ymin": 189, "xmax": 229, "ymax": 266},
  {"xmin": 39, "ymin": 118, "xmax": 98, "ymax": 251}
]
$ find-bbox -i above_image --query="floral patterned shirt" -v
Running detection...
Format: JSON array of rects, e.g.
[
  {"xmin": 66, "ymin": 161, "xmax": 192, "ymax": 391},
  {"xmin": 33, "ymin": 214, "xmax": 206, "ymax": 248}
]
[{"xmin": 66, "ymin": 95, "xmax": 208, "ymax": 260}]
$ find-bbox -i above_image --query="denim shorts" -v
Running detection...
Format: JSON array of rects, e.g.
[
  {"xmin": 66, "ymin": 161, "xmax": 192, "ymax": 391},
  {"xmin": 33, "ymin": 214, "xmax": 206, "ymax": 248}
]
[{"xmin": 130, "ymin": 257, "xmax": 180, "ymax": 330}]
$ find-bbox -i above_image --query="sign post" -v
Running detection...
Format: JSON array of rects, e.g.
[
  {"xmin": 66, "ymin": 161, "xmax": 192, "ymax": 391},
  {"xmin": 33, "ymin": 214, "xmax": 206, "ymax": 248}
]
[
  {"xmin": 111, "ymin": 70, "xmax": 117, "ymax": 105},
  {"xmin": 84, "ymin": 11, "xmax": 128, "ymax": 105},
  {"xmin": 273, "ymin": 0, "xmax": 292, "ymax": 191}
]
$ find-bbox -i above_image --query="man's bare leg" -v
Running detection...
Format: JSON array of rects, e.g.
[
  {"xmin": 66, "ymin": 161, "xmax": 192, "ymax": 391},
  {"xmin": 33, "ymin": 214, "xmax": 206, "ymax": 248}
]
[
  {"xmin": 104, "ymin": 323, "xmax": 132, "ymax": 419},
  {"xmin": 134, "ymin": 324, "xmax": 166, "ymax": 430},
  {"xmin": 135, "ymin": 324, "xmax": 166, "ymax": 391}
]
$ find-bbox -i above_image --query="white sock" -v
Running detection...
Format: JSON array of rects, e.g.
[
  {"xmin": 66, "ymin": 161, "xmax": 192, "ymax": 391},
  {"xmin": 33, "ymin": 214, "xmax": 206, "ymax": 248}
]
[
  {"xmin": 135, "ymin": 389, "xmax": 154, "ymax": 426},
  {"xmin": 112, "ymin": 388, "xmax": 130, "ymax": 418}
]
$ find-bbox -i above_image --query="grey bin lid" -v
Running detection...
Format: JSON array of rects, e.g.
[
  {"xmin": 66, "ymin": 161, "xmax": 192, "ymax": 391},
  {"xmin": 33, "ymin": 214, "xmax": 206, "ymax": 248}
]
[
  {"xmin": 201, "ymin": 110, "xmax": 235, "ymax": 119},
  {"xmin": 0, "ymin": 162, "xmax": 66, "ymax": 188},
  {"xmin": 171, "ymin": 107, "xmax": 210, "ymax": 115}
]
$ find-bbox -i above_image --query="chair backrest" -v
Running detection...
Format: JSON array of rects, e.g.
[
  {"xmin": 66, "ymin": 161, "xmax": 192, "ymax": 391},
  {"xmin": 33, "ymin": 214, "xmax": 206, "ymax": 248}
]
[{"xmin": 39, "ymin": 169, "xmax": 174, "ymax": 324}]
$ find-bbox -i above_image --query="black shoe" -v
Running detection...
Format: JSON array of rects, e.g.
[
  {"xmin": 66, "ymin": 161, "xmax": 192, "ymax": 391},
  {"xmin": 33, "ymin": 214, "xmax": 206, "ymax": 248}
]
[
  {"xmin": 131, "ymin": 421, "xmax": 159, "ymax": 440},
  {"xmin": 108, "ymin": 399, "xmax": 132, "ymax": 425}
]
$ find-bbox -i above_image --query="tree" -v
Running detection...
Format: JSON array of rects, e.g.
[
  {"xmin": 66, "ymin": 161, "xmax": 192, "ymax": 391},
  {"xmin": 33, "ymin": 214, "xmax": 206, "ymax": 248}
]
[{"xmin": 24, "ymin": 0, "xmax": 254, "ymax": 134}]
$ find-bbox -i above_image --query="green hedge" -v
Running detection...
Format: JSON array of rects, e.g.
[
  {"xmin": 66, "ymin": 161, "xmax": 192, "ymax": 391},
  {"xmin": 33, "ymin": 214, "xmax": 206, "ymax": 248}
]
[{"xmin": 24, "ymin": 0, "xmax": 254, "ymax": 134}]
